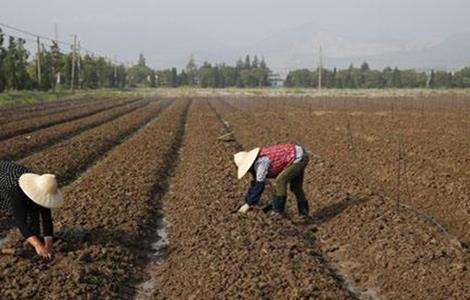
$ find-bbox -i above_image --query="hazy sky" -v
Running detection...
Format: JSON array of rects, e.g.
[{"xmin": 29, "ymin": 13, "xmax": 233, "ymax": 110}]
[{"xmin": 2, "ymin": 0, "xmax": 469, "ymax": 68}]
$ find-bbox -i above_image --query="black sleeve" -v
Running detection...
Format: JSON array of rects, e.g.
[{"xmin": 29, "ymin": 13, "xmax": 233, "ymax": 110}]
[
  {"xmin": 10, "ymin": 190, "xmax": 35, "ymax": 239},
  {"xmin": 244, "ymin": 180, "xmax": 265, "ymax": 206},
  {"xmin": 39, "ymin": 206, "xmax": 53, "ymax": 237}
]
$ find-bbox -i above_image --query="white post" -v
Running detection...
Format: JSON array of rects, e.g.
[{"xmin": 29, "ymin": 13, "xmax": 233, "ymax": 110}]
[
  {"xmin": 36, "ymin": 36, "xmax": 42, "ymax": 87},
  {"xmin": 71, "ymin": 34, "xmax": 77, "ymax": 90},
  {"xmin": 318, "ymin": 46, "xmax": 322, "ymax": 90}
]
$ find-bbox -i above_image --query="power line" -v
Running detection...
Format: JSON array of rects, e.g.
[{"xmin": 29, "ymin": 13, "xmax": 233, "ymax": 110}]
[
  {"xmin": 0, "ymin": 21, "xmax": 73, "ymax": 48},
  {"xmin": 0, "ymin": 21, "xmax": 123, "ymax": 65},
  {"xmin": 1, "ymin": 31, "xmax": 38, "ymax": 44}
]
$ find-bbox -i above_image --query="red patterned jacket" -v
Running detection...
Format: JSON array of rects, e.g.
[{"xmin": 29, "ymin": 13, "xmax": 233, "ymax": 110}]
[{"xmin": 259, "ymin": 144, "xmax": 297, "ymax": 178}]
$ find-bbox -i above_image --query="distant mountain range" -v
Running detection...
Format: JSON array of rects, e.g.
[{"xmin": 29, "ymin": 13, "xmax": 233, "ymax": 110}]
[
  {"xmin": 242, "ymin": 24, "xmax": 470, "ymax": 73},
  {"xmin": 145, "ymin": 23, "xmax": 470, "ymax": 74}
]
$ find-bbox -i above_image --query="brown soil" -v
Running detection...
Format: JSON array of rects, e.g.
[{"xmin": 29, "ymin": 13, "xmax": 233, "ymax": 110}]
[
  {"xmin": 0, "ymin": 99, "xmax": 148, "ymax": 160},
  {"xmin": 150, "ymin": 99, "xmax": 352, "ymax": 299},
  {"xmin": 214, "ymin": 96, "xmax": 470, "ymax": 299},
  {"xmin": 0, "ymin": 99, "xmax": 190, "ymax": 299},
  {"xmin": 19, "ymin": 99, "xmax": 168, "ymax": 186},
  {"xmin": 0, "ymin": 97, "xmax": 136, "ymax": 141},
  {"xmin": 0, "ymin": 95, "xmax": 468, "ymax": 299},
  {"xmin": 0, "ymin": 96, "xmax": 100, "ymax": 122}
]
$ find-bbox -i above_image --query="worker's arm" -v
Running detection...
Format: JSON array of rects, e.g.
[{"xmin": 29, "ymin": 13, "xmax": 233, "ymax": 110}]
[
  {"xmin": 10, "ymin": 190, "xmax": 36, "ymax": 239},
  {"xmin": 245, "ymin": 180, "xmax": 265, "ymax": 205},
  {"xmin": 10, "ymin": 190, "xmax": 51, "ymax": 259},
  {"xmin": 39, "ymin": 206, "xmax": 54, "ymax": 253},
  {"xmin": 242, "ymin": 157, "xmax": 269, "ymax": 206}
]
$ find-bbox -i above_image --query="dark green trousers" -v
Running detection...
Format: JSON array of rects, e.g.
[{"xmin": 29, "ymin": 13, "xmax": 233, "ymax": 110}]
[{"xmin": 274, "ymin": 155, "xmax": 310, "ymax": 214}]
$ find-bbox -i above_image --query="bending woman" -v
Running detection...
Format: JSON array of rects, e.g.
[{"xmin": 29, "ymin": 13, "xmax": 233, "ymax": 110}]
[
  {"xmin": 234, "ymin": 144, "xmax": 311, "ymax": 216},
  {"xmin": 0, "ymin": 160, "xmax": 63, "ymax": 259}
]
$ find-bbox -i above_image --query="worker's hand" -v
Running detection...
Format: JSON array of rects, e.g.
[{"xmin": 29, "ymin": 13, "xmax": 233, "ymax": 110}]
[
  {"xmin": 44, "ymin": 236, "xmax": 54, "ymax": 254},
  {"xmin": 34, "ymin": 243, "xmax": 52, "ymax": 260},
  {"xmin": 27, "ymin": 236, "xmax": 52, "ymax": 260},
  {"xmin": 238, "ymin": 203, "xmax": 251, "ymax": 214}
]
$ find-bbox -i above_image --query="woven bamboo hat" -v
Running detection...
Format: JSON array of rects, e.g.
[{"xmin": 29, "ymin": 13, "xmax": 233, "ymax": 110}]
[
  {"xmin": 233, "ymin": 148, "xmax": 260, "ymax": 179},
  {"xmin": 19, "ymin": 173, "xmax": 63, "ymax": 209}
]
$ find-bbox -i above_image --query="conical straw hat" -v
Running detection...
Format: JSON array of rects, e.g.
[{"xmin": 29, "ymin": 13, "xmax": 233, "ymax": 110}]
[
  {"xmin": 233, "ymin": 148, "xmax": 260, "ymax": 179},
  {"xmin": 19, "ymin": 173, "xmax": 64, "ymax": 209}
]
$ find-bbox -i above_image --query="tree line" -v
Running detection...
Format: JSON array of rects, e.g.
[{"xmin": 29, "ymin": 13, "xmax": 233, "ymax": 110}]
[
  {"xmin": 0, "ymin": 28, "xmax": 128, "ymax": 92},
  {"xmin": 147, "ymin": 55, "xmax": 271, "ymax": 88},
  {"xmin": 285, "ymin": 62, "xmax": 470, "ymax": 89},
  {"xmin": 1, "ymin": 24, "xmax": 272, "ymax": 92},
  {"xmin": 2, "ymin": 25, "xmax": 470, "ymax": 92}
]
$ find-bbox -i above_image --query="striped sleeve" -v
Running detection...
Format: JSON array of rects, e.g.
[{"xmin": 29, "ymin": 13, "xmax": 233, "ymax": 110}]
[{"xmin": 254, "ymin": 156, "xmax": 270, "ymax": 182}]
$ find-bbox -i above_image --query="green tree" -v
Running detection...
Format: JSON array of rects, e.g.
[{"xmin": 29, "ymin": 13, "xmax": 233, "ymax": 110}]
[
  {"xmin": 186, "ymin": 56, "xmax": 197, "ymax": 86},
  {"xmin": 198, "ymin": 62, "xmax": 214, "ymax": 88},
  {"xmin": 128, "ymin": 53, "xmax": 152, "ymax": 87},
  {"xmin": 50, "ymin": 41, "xmax": 63, "ymax": 89},
  {"xmin": 360, "ymin": 61, "xmax": 370, "ymax": 71},
  {"xmin": 37, "ymin": 44, "xmax": 56, "ymax": 90},
  {"xmin": 244, "ymin": 55, "xmax": 251, "ymax": 70},
  {"xmin": 170, "ymin": 67, "xmax": 178, "ymax": 87},
  {"xmin": 149, "ymin": 70, "xmax": 157, "ymax": 87},
  {"xmin": 344, "ymin": 65, "xmax": 356, "ymax": 88},
  {"xmin": 179, "ymin": 69, "xmax": 188, "ymax": 86},
  {"xmin": 391, "ymin": 67, "xmax": 402, "ymax": 88},
  {"xmin": 81, "ymin": 54, "xmax": 99, "ymax": 88},
  {"xmin": 453, "ymin": 67, "xmax": 470, "ymax": 87},
  {"xmin": 219, "ymin": 65, "xmax": 238, "ymax": 86},
  {"xmin": 428, "ymin": 70, "xmax": 436, "ymax": 88},
  {"xmin": 433, "ymin": 70, "xmax": 453, "ymax": 88},
  {"xmin": 252, "ymin": 55, "xmax": 259, "ymax": 69},
  {"xmin": 236, "ymin": 57, "xmax": 244, "ymax": 70},
  {"xmin": 15, "ymin": 38, "xmax": 31, "ymax": 89},
  {"xmin": 285, "ymin": 69, "xmax": 314, "ymax": 87},
  {"xmin": 3, "ymin": 36, "xmax": 18, "ymax": 89}
]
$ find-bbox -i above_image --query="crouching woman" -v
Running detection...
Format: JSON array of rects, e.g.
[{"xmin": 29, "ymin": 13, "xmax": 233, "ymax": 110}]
[
  {"xmin": 0, "ymin": 160, "xmax": 63, "ymax": 259},
  {"xmin": 234, "ymin": 144, "xmax": 311, "ymax": 216}
]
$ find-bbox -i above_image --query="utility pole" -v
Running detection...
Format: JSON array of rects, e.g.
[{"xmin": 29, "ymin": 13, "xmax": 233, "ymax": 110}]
[
  {"xmin": 54, "ymin": 24, "xmax": 61, "ymax": 86},
  {"xmin": 77, "ymin": 40, "xmax": 81, "ymax": 88},
  {"xmin": 36, "ymin": 36, "xmax": 42, "ymax": 88},
  {"xmin": 318, "ymin": 46, "xmax": 323, "ymax": 90},
  {"xmin": 113, "ymin": 56, "xmax": 118, "ymax": 87},
  {"xmin": 71, "ymin": 34, "xmax": 77, "ymax": 91}
]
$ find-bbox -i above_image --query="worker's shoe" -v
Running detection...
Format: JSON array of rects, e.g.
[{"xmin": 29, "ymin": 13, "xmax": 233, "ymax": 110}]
[
  {"xmin": 272, "ymin": 195, "xmax": 287, "ymax": 214},
  {"xmin": 238, "ymin": 203, "xmax": 251, "ymax": 214},
  {"xmin": 297, "ymin": 200, "xmax": 309, "ymax": 216}
]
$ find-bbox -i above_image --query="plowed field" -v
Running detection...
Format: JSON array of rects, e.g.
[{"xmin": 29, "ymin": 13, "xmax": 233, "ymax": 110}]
[{"xmin": 0, "ymin": 95, "xmax": 468, "ymax": 300}]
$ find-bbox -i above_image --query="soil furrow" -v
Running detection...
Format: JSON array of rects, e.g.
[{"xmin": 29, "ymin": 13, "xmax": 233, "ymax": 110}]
[
  {"xmin": 0, "ymin": 99, "xmax": 149, "ymax": 161},
  {"xmin": 149, "ymin": 99, "xmax": 353, "ymax": 299},
  {"xmin": 0, "ymin": 96, "xmax": 103, "ymax": 123},
  {"xmin": 216, "ymin": 97, "xmax": 470, "ymax": 300},
  {"xmin": 19, "ymin": 99, "xmax": 170, "ymax": 186},
  {"xmin": 226, "ymin": 96, "xmax": 470, "ymax": 243},
  {"xmin": 0, "ymin": 98, "xmax": 190, "ymax": 299},
  {"xmin": 0, "ymin": 99, "xmax": 167, "ymax": 240},
  {"xmin": 252, "ymin": 97, "xmax": 470, "ymax": 244},
  {"xmin": 134, "ymin": 99, "xmax": 191, "ymax": 299},
  {"xmin": 0, "ymin": 97, "xmax": 139, "ymax": 141},
  {"xmin": 0, "ymin": 96, "xmax": 97, "ymax": 117}
]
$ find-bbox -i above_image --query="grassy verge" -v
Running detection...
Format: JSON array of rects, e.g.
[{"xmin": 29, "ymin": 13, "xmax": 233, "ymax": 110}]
[
  {"xmin": 0, "ymin": 89, "xmax": 144, "ymax": 107},
  {"xmin": 3, "ymin": 87, "xmax": 470, "ymax": 107}
]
